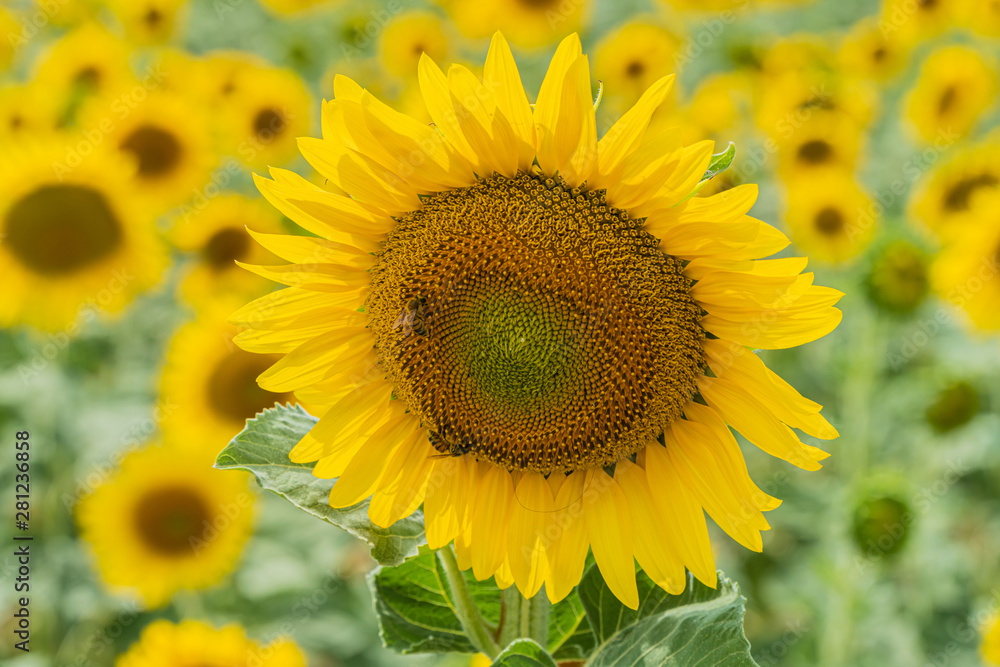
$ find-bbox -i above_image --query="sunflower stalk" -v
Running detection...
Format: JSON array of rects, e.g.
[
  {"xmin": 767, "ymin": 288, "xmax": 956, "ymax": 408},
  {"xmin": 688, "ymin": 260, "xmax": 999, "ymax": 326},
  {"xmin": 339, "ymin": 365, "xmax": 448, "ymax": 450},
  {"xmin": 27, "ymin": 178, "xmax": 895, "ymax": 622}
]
[
  {"xmin": 437, "ymin": 545, "xmax": 500, "ymax": 658},
  {"xmin": 499, "ymin": 584, "xmax": 550, "ymax": 651}
]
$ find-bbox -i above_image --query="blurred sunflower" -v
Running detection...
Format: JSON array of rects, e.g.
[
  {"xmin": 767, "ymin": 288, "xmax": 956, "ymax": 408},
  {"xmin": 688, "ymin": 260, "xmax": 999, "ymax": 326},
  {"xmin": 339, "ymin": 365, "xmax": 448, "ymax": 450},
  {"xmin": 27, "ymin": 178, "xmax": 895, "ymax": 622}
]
[
  {"xmin": 233, "ymin": 32, "xmax": 841, "ymax": 608},
  {"xmin": 258, "ymin": 0, "xmax": 341, "ymax": 15},
  {"xmin": 118, "ymin": 619, "xmax": 306, "ymax": 667},
  {"xmin": 379, "ymin": 11, "xmax": 450, "ymax": 80},
  {"xmin": 930, "ymin": 191, "xmax": 1000, "ymax": 331},
  {"xmin": 104, "ymin": 0, "xmax": 189, "ymax": 44},
  {"xmin": 679, "ymin": 71, "xmax": 753, "ymax": 144},
  {"xmin": 77, "ymin": 444, "xmax": 254, "ymax": 607},
  {"xmin": 0, "ymin": 84, "xmax": 59, "ymax": 141},
  {"xmin": 866, "ymin": 240, "xmax": 929, "ymax": 315},
  {"xmin": 755, "ymin": 69, "xmax": 875, "ymax": 138},
  {"xmin": 33, "ymin": 23, "xmax": 134, "ymax": 121},
  {"xmin": 594, "ymin": 21, "xmax": 681, "ymax": 109},
  {"xmin": 80, "ymin": 90, "xmax": 215, "ymax": 207},
  {"xmin": 438, "ymin": 0, "xmax": 590, "ymax": 48},
  {"xmin": 910, "ymin": 139, "xmax": 1000, "ymax": 238},
  {"xmin": 217, "ymin": 65, "xmax": 312, "ymax": 169},
  {"xmin": 0, "ymin": 139, "xmax": 165, "ymax": 331},
  {"xmin": 961, "ymin": 0, "xmax": 1000, "ymax": 36},
  {"xmin": 838, "ymin": 17, "xmax": 909, "ymax": 81},
  {"xmin": 904, "ymin": 45, "xmax": 997, "ymax": 144},
  {"xmin": 984, "ymin": 613, "xmax": 1000, "ymax": 666},
  {"xmin": 161, "ymin": 310, "xmax": 297, "ymax": 455},
  {"xmin": 783, "ymin": 168, "xmax": 875, "ymax": 264},
  {"xmin": 198, "ymin": 50, "xmax": 271, "ymax": 101},
  {"xmin": 879, "ymin": 0, "xmax": 961, "ymax": 44},
  {"xmin": 0, "ymin": 8, "xmax": 18, "ymax": 71},
  {"xmin": 170, "ymin": 194, "xmax": 285, "ymax": 304},
  {"xmin": 775, "ymin": 112, "xmax": 863, "ymax": 176}
]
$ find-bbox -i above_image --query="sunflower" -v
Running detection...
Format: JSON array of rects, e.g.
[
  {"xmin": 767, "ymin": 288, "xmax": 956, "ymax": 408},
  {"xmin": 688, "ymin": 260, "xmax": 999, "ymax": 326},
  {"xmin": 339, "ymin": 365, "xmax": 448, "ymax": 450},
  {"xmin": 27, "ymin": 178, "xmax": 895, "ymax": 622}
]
[
  {"xmin": 961, "ymin": 0, "xmax": 1000, "ymax": 36},
  {"xmin": 379, "ymin": 11, "xmax": 450, "ymax": 80},
  {"xmin": 838, "ymin": 17, "xmax": 910, "ymax": 81},
  {"xmin": 909, "ymin": 138, "xmax": 1000, "ymax": 238},
  {"xmin": 775, "ymin": 111, "xmax": 863, "ymax": 177},
  {"xmin": 783, "ymin": 168, "xmax": 875, "ymax": 264},
  {"xmin": 161, "ymin": 309, "xmax": 298, "ymax": 456},
  {"xmin": 79, "ymin": 90, "xmax": 215, "ymax": 207},
  {"xmin": 679, "ymin": 71, "xmax": 753, "ymax": 143},
  {"xmin": 0, "ymin": 84, "xmax": 60, "ymax": 141},
  {"xmin": 594, "ymin": 21, "xmax": 681, "ymax": 111},
  {"xmin": 904, "ymin": 45, "xmax": 998, "ymax": 144},
  {"xmin": 217, "ymin": 65, "xmax": 312, "ymax": 170},
  {"xmin": 866, "ymin": 240, "xmax": 929, "ymax": 315},
  {"xmin": 232, "ymin": 32, "xmax": 841, "ymax": 608},
  {"xmin": 754, "ymin": 69, "xmax": 876, "ymax": 139},
  {"xmin": 104, "ymin": 0, "xmax": 189, "ymax": 44},
  {"xmin": 33, "ymin": 23, "xmax": 134, "ymax": 122},
  {"xmin": 983, "ymin": 612, "xmax": 1000, "ymax": 666},
  {"xmin": 0, "ymin": 138, "xmax": 165, "ymax": 332},
  {"xmin": 930, "ymin": 191, "xmax": 1000, "ymax": 332},
  {"xmin": 437, "ymin": 0, "xmax": 590, "ymax": 48},
  {"xmin": 879, "ymin": 0, "xmax": 962, "ymax": 44},
  {"xmin": 77, "ymin": 443, "xmax": 254, "ymax": 607},
  {"xmin": 258, "ymin": 0, "xmax": 341, "ymax": 15},
  {"xmin": 169, "ymin": 194, "xmax": 285, "ymax": 305},
  {"xmin": 117, "ymin": 620, "xmax": 306, "ymax": 667}
]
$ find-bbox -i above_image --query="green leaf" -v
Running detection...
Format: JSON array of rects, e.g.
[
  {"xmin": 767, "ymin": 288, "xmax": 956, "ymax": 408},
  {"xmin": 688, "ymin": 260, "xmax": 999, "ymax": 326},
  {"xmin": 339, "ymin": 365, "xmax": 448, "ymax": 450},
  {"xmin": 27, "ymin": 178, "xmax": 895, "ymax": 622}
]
[
  {"xmin": 215, "ymin": 403, "xmax": 424, "ymax": 567},
  {"xmin": 492, "ymin": 639, "xmax": 558, "ymax": 667},
  {"xmin": 580, "ymin": 567, "xmax": 759, "ymax": 667},
  {"xmin": 548, "ymin": 590, "xmax": 596, "ymax": 660},
  {"xmin": 701, "ymin": 142, "xmax": 736, "ymax": 183},
  {"xmin": 370, "ymin": 550, "xmax": 503, "ymax": 655}
]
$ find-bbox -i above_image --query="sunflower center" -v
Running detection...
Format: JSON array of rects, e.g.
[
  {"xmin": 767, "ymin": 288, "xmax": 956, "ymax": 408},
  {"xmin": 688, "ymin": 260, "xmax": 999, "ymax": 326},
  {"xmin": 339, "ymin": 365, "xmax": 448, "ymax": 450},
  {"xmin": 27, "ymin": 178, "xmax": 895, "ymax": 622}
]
[
  {"xmin": 5, "ymin": 184, "xmax": 122, "ymax": 275},
  {"xmin": 120, "ymin": 125, "xmax": 183, "ymax": 178},
  {"xmin": 204, "ymin": 226, "xmax": 251, "ymax": 269},
  {"xmin": 937, "ymin": 85, "xmax": 958, "ymax": 115},
  {"xmin": 943, "ymin": 173, "xmax": 998, "ymax": 212},
  {"xmin": 625, "ymin": 60, "xmax": 646, "ymax": 78},
  {"xmin": 815, "ymin": 207, "xmax": 845, "ymax": 236},
  {"xmin": 253, "ymin": 108, "xmax": 286, "ymax": 142},
  {"xmin": 144, "ymin": 8, "xmax": 163, "ymax": 27},
  {"xmin": 368, "ymin": 172, "xmax": 704, "ymax": 474},
  {"xmin": 133, "ymin": 486, "xmax": 211, "ymax": 555},
  {"xmin": 797, "ymin": 139, "xmax": 832, "ymax": 164},
  {"xmin": 207, "ymin": 349, "xmax": 290, "ymax": 422}
]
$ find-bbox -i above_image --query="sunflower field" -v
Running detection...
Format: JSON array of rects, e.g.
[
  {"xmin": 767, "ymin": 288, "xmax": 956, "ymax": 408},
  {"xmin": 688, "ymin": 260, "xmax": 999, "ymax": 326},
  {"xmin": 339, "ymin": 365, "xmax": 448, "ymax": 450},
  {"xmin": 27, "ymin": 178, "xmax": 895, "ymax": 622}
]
[{"xmin": 2, "ymin": 0, "xmax": 1000, "ymax": 665}]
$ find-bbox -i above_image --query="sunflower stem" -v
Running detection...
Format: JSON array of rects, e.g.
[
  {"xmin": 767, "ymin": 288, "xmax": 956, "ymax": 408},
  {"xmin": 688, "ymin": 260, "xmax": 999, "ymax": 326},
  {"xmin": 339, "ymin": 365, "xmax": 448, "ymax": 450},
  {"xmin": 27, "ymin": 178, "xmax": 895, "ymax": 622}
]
[
  {"xmin": 499, "ymin": 585, "xmax": 550, "ymax": 650},
  {"xmin": 437, "ymin": 545, "xmax": 500, "ymax": 659}
]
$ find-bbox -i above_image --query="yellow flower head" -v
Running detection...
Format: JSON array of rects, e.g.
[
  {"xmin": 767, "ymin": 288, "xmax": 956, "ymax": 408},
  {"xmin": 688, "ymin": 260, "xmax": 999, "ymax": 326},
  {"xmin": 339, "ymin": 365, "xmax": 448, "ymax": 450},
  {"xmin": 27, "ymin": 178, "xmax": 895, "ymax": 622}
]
[
  {"xmin": 879, "ymin": 0, "xmax": 964, "ymax": 45},
  {"xmin": 379, "ymin": 11, "xmax": 451, "ymax": 80},
  {"xmin": 838, "ymin": 17, "xmax": 910, "ymax": 82},
  {"xmin": 78, "ymin": 89, "xmax": 216, "ymax": 208},
  {"xmin": 438, "ymin": 0, "xmax": 591, "ymax": 48},
  {"xmin": 594, "ymin": 20, "xmax": 682, "ymax": 110},
  {"xmin": 169, "ymin": 194, "xmax": 285, "ymax": 305},
  {"xmin": 0, "ymin": 84, "xmax": 60, "ymax": 142},
  {"xmin": 77, "ymin": 444, "xmax": 255, "ymax": 607},
  {"xmin": 116, "ymin": 619, "xmax": 306, "ymax": 667},
  {"xmin": 233, "ymin": 32, "xmax": 841, "ymax": 609},
  {"xmin": 930, "ymin": 190, "xmax": 1000, "ymax": 332},
  {"xmin": 33, "ymin": 22, "xmax": 134, "ymax": 118},
  {"xmin": 216, "ymin": 64, "xmax": 313, "ymax": 170},
  {"xmin": 161, "ymin": 308, "xmax": 299, "ymax": 455},
  {"xmin": 910, "ymin": 136, "xmax": 1000, "ymax": 239},
  {"xmin": 783, "ymin": 167, "xmax": 876, "ymax": 264},
  {"xmin": 904, "ymin": 45, "xmax": 998, "ymax": 144},
  {"xmin": 0, "ymin": 137, "xmax": 166, "ymax": 331},
  {"xmin": 775, "ymin": 111, "xmax": 864, "ymax": 177},
  {"xmin": 103, "ymin": 0, "xmax": 189, "ymax": 44}
]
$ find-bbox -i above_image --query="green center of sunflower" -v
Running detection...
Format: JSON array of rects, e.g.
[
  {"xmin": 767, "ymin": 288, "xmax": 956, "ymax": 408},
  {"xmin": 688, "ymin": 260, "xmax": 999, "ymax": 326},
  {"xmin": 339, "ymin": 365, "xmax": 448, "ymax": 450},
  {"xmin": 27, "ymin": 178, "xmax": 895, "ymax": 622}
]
[
  {"xmin": 204, "ymin": 226, "xmax": 251, "ymax": 270},
  {"xmin": 120, "ymin": 125, "xmax": 183, "ymax": 179},
  {"xmin": 133, "ymin": 486, "xmax": 211, "ymax": 555},
  {"xmin": 368, "ymin": 172, "xmax": 704, "ymax": 474},
  {"xmin": 207, "ymin": 349, "xmax": 290, "ymax": 423},
  {"xmin": 5, "ymin": 184, "xmax": 123, "ymax": 275}
]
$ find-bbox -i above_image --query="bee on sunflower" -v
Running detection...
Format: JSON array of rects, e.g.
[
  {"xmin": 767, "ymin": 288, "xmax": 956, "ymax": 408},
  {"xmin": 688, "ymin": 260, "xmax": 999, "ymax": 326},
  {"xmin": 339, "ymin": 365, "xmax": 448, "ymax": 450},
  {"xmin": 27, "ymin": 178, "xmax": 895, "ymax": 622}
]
[{"xmin": 230, "ymin": 32, "xmax": 841, "ymax": 609}]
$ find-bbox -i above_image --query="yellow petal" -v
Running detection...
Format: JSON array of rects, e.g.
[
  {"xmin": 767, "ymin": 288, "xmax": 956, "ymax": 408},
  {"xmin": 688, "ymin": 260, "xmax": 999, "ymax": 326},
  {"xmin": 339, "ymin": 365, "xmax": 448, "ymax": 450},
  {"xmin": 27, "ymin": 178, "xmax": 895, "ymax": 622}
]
[
  {"xmin": 700, "ymin": 308, "xmax": 843, "ymax": 349},
  {"xmin": 333, "ymin": 74, "xmax": 364, "ymax": 101},
  {"xmin": 470, "ymin": 464, "xmax": 514, "ymax": 580},
  {"xmin": 544, "ymin": 471, "xmax": 590, "ymax": 604},
  {"xmin": 289, "ymin": 377, "xmax": 393, "ymax": 462},
  {"xmin": 483, "ymin": 31, "xmax": 536, "ymax": 171},
  {"xmin": 327, "ymin": 403, "xmax": 411, "ymax": 507},
  {"xmin": 448, "ymin": 64, "xmax": 519, "ymax": 177},
  {"xmin": 246, "ymin": 229, "xmax": 374, "ymax": 268},
  {"xmin": 506, "ymin": 471, "xmax": 554, "ymax": 598},
  {"xmin": 417, "ymin": 54, "xmax": 479, "ymax": 168},
  {"xmin": 698, "ymin": 375, "xmax": 828, "ymax": 470},
  {"xmin": 614, "ymin": 459, "xmax": 687, "ymax": 594},
  {"xmin": 583, "ymin": 469, "xmax": 638, "ymax": 609},
  {"xmin": 255, "ymin": 322, "xmax": 371, "ymax": 392},
  {"xmin": 229, "ymin": 286, "xmax": 365, "ymax": 330},
  {"xmin": 643, "ymin": 441, "xmax": 717, "ymax": 588},
  {"xmin": 424, "ymin": 456, "xmax": 472, "ymax": 549},
  {"xmin": 368, "ymin": 431, "xmax": 435, "ymax": 527}
]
